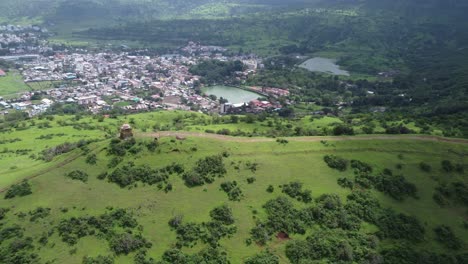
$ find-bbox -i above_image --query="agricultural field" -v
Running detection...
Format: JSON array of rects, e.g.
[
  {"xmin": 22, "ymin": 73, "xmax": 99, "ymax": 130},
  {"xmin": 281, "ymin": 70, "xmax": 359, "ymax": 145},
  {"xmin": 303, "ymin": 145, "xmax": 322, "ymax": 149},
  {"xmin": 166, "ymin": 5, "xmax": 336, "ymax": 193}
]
[
  {"xmin": 0, "ymin": 111, "xmax": 467, "ymax": 263},
  {"xmin": 0, "ymin": 71, "xmax": 31, "ymax": 97}
]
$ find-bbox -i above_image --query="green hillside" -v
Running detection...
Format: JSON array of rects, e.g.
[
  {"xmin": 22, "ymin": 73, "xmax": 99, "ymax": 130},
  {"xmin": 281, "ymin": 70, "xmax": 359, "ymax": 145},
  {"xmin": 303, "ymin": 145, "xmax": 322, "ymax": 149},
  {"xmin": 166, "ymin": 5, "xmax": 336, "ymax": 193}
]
[{"xmin": 0, "ymin": 111, "xmax": 467, "ymax": 263}]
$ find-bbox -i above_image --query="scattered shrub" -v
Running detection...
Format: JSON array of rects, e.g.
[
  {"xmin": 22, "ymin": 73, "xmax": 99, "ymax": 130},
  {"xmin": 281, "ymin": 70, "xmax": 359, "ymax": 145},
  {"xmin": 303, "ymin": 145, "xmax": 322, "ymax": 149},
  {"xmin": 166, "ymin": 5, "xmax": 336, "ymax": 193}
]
[
  {"xmin": 280, "ymin": 182, "xmax": 312, "ymax": 203},
  {"xmin": 220, "ymin": 181, "xmax": 243, "ymax": 201},
  {"xmin": 85, "ymin": 154, "xmax": 97, "ymax": 165},
  {"xmin": 4, "ymin": 181, "xmax": 32, "ymax": 199},
  {"xmin": 82, "ymin": 255, "xmax": 114, "ymax": 264},
  {"xmin": 65, "ymin": 170, "xmax": 89, "ymax": 183},
  {"xmin": 434, "ymin": 225, "xmax": 462, "ymax": 250},
  {"xmin": 324, "ymin": 155, "xmax": 348, "ymax": 171},
  {"xmin": 110, "ymin": 233, "xmax": 151, "ymax": 255},
  {"xmin": 419, "ymin": 162, "xmax": 432, "ymax": 172},
  {"xmin": 266, "ymin": 185, "xmax": 274, "ymax": 193}
]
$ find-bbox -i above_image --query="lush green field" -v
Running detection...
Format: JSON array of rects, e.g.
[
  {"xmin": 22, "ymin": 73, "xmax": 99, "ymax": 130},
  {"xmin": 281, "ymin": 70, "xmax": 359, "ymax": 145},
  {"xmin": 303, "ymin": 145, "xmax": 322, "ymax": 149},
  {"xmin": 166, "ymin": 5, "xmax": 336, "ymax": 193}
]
[
  {"xmin": 0, "ymin": 71, "xmax": 30, "ymax": 97},
  {"xmin": 0, "ymin": 111, "xmax": 467, "ymax": 263}
]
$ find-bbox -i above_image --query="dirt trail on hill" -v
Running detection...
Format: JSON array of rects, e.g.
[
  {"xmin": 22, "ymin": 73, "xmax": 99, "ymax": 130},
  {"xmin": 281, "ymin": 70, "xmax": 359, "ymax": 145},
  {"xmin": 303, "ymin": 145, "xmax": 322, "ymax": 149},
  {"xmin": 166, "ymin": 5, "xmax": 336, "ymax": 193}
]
[
  {"xmin": 139, "ymin": 131, "xmax": 468, "ymax": 144},
  {"xmin": 1, "ymin": 133, "xmax": 466, "ymax": 193},
  {"xmin": 0, "ymin": 148, "xmax": 97, "ymax": 194}
]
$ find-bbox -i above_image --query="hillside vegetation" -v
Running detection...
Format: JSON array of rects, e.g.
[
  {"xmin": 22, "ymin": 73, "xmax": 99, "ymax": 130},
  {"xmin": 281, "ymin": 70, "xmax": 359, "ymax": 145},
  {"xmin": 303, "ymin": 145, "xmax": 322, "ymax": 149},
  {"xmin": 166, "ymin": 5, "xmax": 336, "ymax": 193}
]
[{"xmin": 0, "ymin": 111, "xmax": 467, "ymax": 263}]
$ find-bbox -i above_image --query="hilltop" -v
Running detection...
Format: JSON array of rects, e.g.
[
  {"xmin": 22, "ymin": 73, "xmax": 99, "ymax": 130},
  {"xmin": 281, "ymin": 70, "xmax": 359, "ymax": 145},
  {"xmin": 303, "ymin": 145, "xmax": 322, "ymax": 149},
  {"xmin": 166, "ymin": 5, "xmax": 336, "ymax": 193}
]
[{"xmin": 0, "ymin": 111, "xmax": 467, "ymax": 263}]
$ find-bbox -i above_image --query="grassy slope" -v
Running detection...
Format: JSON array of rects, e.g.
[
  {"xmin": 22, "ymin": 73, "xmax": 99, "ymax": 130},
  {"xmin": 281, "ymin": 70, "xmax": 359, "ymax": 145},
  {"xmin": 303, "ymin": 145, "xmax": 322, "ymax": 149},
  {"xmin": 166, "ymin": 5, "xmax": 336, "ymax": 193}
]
[
  {"xmin": 0, "ymin": 113, "xmax": 467, "ymax": 263},
  {"xmin": 0, "ymin": 110, "xmax": 455, "ymax": 189}
]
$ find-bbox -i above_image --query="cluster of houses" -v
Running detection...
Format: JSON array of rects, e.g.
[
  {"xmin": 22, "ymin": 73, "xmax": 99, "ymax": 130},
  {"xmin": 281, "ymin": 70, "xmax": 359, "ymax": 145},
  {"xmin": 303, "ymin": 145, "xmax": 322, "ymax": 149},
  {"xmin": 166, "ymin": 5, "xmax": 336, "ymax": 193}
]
[
  {"xmin": 0, "ymin": 24, "xmax": 50, "ymax": 55},
  {"xmin": 0, "ymin": 43, "xmax": 281, "ymax": 116},
  {"xmin": 0, "ymin": 27, "xmax": 288, "ymax": 117}
]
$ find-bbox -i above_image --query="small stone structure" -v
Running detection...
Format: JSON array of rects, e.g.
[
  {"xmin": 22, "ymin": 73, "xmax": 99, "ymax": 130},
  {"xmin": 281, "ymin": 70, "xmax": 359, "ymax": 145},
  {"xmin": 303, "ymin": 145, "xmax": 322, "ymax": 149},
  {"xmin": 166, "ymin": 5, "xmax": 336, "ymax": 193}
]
[{"xmin": 119, "ymin": 124, "xmax": 133, "ymax": 140}]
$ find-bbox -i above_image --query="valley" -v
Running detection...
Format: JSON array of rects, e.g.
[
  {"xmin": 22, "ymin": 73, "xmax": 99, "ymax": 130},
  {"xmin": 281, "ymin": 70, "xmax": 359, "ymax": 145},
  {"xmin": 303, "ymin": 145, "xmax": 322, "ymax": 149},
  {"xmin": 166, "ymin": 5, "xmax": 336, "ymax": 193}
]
[{"xmin": 0, "ymin": 1, "xmax": 467, "ymax": 263}]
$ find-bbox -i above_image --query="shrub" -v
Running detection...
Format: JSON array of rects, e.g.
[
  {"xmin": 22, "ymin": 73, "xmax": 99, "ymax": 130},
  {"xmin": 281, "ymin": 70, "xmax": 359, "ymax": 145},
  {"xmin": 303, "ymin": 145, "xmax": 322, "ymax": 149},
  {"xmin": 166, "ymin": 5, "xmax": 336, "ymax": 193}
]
[
  {"xmin": 4, "ymin": 181, "xmax": 32, "ymax": 199},
  {"xmin": 65, "ymin": 170, "xmax": 89, "ymax": 183},
  {"xmin": 82, "ymin": 255, "xmax": 114, "ymax": 264},
  {"xmin": 183, "ymin": 155, "xmax": 227, "ymax": 187},
  {"xmin": 110, "ymin": 233, "xmax": 151, "ymax": 255},
  {"xmin": 373, "ymin": 172, "xmax": 417, "ymax": 200},
  {"xmin": 376, "ymin": 209, "xmax": 425, "ymax": 241},
  {"xmin": 441, "ymin": 160, "xmax": 454, "ymax": 172},
  {"xmin": 0, "ymin": 207, "xmax": 9, "ymax": 220},
  {"xmin": 434, "ymin": 225, "xmax": 462, "ymax": 250},
  {"xmin": 220, "ymin": 181, "xmax": 243, "ymax": 201},
  {"xmin": 337, "ymin": 178, "xmax": 354, "ymax": 189},
  {"xmin": 29, "ymin": 207, "xmax": 51, "ymax": 222},
  {"xmin": 85, "ymin": 154, "xmax": 97, "ymax": 165},
  {"xmin": 281, "ymin": 182, "xmax": 312, "ymax": 203},
  {"xmin": 419, "ymin": 162, "xmax": 432, "ymax": 172},
  {"xmin": 209, "ymin": 205, "xmax": 235, "ymax": 225},
  {"xmin": 324, "ymin": 155, "xmax": 348, "ymax": 171},
  {"xmin": 350, "ymin": 160, "xmax": 373, "ymax": 174},
  {"xmin": 266, "ymin": 185, "xmax": 274, "ymax": 193}
]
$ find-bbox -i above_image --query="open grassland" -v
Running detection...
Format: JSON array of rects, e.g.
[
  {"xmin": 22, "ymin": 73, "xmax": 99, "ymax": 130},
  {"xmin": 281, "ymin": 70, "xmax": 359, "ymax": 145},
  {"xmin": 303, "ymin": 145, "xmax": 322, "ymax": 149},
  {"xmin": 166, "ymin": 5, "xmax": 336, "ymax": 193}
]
[{"xmin": 0, "ymin": 111, "xmax": 467, "ymax": 263}]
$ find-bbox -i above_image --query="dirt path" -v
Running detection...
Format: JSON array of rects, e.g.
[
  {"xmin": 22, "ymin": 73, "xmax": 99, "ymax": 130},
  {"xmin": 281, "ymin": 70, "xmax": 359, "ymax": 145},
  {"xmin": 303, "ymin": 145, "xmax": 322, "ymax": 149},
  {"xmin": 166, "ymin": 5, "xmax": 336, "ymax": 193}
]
[
  {"xmin": 0, "ymin": 147, "xmax": 98, "ymax": 193},
  {"xmin": 1, "ymin": 133, "xmax": 466, "ymax": 193},
  {"xmin": 138, "ymin": 131, "xmax": 468, "ymax": 144}
]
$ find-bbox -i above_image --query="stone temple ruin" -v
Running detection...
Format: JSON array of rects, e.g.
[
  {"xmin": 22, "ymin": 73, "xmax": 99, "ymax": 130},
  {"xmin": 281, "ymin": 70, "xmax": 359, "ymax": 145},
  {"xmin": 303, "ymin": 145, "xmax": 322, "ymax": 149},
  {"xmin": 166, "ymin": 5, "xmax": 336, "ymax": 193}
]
[{"xmin": 119, "ymin": 124, "xmax": 133, "ymax": 140}]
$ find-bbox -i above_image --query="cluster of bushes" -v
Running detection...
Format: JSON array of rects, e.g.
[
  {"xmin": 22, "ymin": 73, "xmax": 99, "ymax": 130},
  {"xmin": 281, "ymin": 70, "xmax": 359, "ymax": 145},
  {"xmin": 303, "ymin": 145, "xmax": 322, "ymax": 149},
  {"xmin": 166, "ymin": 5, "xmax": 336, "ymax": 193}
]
[
  {"xmin": 373, "ymin": 170, "xmax": 417, "ymax": 200},
  {"xmin": 110, "ymin": 233, "xmax": 152, "ymax": 255},
  {"xmin": 39, "ymin": 140, "xmax": 92, "ymax": 162},
  {"xmin": 0, "ymin": 236, "xmax": 40, "ymax": 264},
  {"xmin": 441, "ymin": 160, "xmax": 465, "ymax": 173},
  {"xmin": 85, "ymin": 154, "xmax": 97, "ymax": 165},
  {"xmin": 35, "ymin": 133, "xmax": 65, "ymax": 140},
  {"xmin": 346, "ymin": 191, "xmax": 425, "ymax": 241},
  {"xmin": 65, "ymin": 170, "xmax": 89, "ymax": 183},
  {"xmin": 280, "ymin": 182, "xmax": 312, "ymax": 203},
  {"xmin": 0, "ymin": 207, "xmax": 9, "ymax": 220},
  {"xmin": 419, "ymin": 161, "xmax": 432, "ymax": 172},
  {"xmin": 324, "ymin": 155, "xmax": 348, "ymax": 171},
  {"xmin": 169, "ymin": 205, "xmax": 237, "ymax": 248},
  {"xmin": 83, "ymin": 255, "xmax": 114, "ymax": 264},
  {"xmin": 107, "ymin": 138, "xmax": 138, "ymax": 156},
  {"xmin": 183, "ymin": 155, "xmax": 227, "ymax": 187},
  {"xmin": 57, "ymin": 208, "xmax": 150, "ymax": 255},
  {"xmin": 0, "ymin": 138, "xmax": 21, "ymax": 145},
  {"xmin": 285, "ymin": 229, "xmax": 379, "ymax": 264},
  {"xmin": 4, "ymin": 181, "xmax": 32, "ymax": 199},
  {"xmin": 434, "ymin": 225, "xmax": 463, "ymax": 250},
  {"xmin": 0, "ymin": 224, "xmax": 40, "ymax": 263},
  {"xmin": 106, "ymin": 162, "xmax": 183, "ymax": 188},
  {"xmin": 376, "ymin": 209, "xmax": 425, "ymax": 241},
  {"xmin": 433, "ymin": 181, "xmax": 468, "ymax": 206},
  {"xmin": 251, "ymin": 195, "xmax": 361, "ymax": 246},
  {"xmin": 157, "ymin": 247, "xmax": 230, "ymax": 264},
  {"xmin": 28, "ymin": 207, "xmax": 51, "ymax": 222},
  {"xmin": 336, "ymin": 159, "xmax": 418, "ymax": 201},
  {"xmin": 220, "ymin": 181, "xmax": 243, "ymax": 201},
  {"xmin": 252, "ymin": 190, "xmax": 427, "ymax": 250}
]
